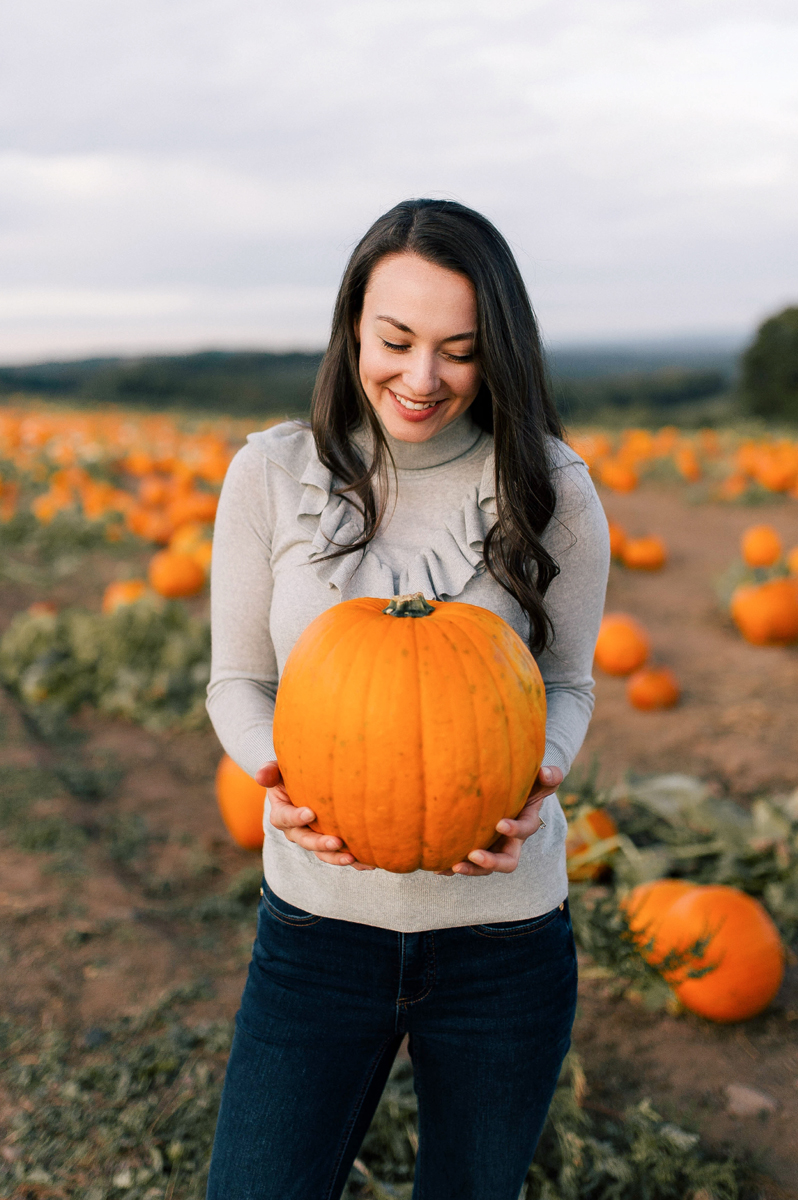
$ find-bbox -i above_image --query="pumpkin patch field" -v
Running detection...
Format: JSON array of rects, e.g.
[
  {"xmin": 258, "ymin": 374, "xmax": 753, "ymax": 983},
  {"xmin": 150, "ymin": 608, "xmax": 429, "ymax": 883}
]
[{"xmin": 1, "ymin": 406, "xmax": 798, "ymax": 1198}]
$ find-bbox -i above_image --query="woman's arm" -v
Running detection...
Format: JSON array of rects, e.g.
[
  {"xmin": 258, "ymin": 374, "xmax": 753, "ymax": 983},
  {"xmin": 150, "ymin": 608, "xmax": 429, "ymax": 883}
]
[
  {"xmin": 535, "ymin": 453, "xmax": 611, "ymax": 777},
  {"xmin": 206, "ymin": 443, "xmax": 279, "ymax": 776}
]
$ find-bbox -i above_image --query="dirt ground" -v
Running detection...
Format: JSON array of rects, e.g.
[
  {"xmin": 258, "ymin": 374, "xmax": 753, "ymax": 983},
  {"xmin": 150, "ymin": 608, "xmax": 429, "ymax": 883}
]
[{"xmin": 1, "ymin": 481, "xmax": 798, "ymax": 1194}]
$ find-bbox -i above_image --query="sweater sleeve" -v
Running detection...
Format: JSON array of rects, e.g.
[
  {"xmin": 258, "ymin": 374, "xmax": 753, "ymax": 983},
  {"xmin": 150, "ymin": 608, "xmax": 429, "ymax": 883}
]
[
  {"xmin": 536, "ymin": 445, "xmax": 610, "ymax": 777},
  {"xmin": 206, "ymin": 442, "xmax": 279, "ymax": 778}
]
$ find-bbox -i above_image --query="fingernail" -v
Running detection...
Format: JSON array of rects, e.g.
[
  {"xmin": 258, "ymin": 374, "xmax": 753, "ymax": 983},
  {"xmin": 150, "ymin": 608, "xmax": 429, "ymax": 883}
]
[
  {"xmin": 469, "ymin": 851, "xmax": 485, "ymax": 865},
  {"xmin": 452, "ymin": 864, "xmax": 466, "ymax": 874},
  {"xmin": 497, "ymin": 820, "xmax": 512, "ymax": 834},
  {"xmin": 325, "ymin": 838, "xmax": 339, "ymax": 850},
  {"xmin": 541, "ymin": 768, "xmax": 553, "ymax": 782},
  {"xmin": 300, "ymin": 810, "xmax": 314, "ymax": 822}
]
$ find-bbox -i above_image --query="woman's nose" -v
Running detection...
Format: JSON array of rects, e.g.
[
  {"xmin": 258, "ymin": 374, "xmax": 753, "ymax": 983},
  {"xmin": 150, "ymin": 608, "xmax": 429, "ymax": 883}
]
[{"xmin": 403, "ymin": 351, "xmax": 441, "ymax": 397}]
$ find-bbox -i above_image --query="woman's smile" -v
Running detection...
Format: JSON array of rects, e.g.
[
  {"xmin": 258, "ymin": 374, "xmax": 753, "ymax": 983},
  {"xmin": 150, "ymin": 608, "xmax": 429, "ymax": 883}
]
[{"xmin": 387, "ymin": 387, "xmax": 447, "ymax": 419}]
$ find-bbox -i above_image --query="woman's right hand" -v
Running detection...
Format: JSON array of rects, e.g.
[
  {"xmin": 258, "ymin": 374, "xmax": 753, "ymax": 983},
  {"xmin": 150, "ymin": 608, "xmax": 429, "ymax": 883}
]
[{"xmin": 255, "ymin": 761, "xmax": 375, "ymax": 870}]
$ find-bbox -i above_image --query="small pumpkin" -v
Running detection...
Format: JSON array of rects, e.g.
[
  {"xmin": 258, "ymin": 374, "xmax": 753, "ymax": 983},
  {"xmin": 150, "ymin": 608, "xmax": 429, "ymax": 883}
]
[
  {"xmin": 730, "ymin": 579, "xmax": 798, "ymax": 646},
  {"xmin": 102, "ymin": 579, "xmax": 148, "ymax": 614},
  {"xmin": 656, "ymin": 885, "xmax": 784, "ymax": 1023},
  {"xmin": 148, "ymin": 550, "xmax": 206, "ymax": 599},
  {"xmin": 565, "ymin": 807, "xmax": 619, "ymax": 881},
  {"xmin": 621, "ymin": 535, "xmax": 667, "ymax": 571},
  {"xmin": 273, "ymin": 593, "xmax": 547, "ymax": 873},
  {"xmin": 599, "ymin": 459, "xmax": 638, "ymax": 493},
  {"xmin": 626, "ymin": 665, "xmax": 680, "ymax": 710},
  {"xmin": 594, "ymin": 613, "xmax": 650, "ymax": 676},
  {"xmin": 215, "ymin": 754, "xmax": 266, "ymax": 850},
  {"xmin": 787, "ymin": 545, "xmax": 798, "ymax": 576},
  {"xmin": 740, "ymin": 524, "xmax": 782, "ymax": 568},
  {"xmin": 607, "ymin": 521, "xmax": 627, "ymax": 560}
]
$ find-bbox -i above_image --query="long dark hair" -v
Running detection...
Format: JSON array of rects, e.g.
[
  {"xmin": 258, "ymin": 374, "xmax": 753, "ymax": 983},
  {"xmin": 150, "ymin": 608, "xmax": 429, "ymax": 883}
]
[{"xmin": 311, "ymin": 198, "xmax": 563, "ymax": 654}]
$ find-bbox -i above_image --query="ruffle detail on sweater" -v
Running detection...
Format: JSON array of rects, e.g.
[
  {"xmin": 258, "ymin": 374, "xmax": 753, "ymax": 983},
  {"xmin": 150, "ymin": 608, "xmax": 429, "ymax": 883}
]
[{"xmin": 247, "ymin": 421, "xmax": 497, "ymax": 601}]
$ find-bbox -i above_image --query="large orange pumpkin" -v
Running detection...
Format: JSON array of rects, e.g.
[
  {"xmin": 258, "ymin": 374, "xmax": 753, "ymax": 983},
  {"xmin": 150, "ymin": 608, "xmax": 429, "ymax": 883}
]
[
  {"xmin": 594, "ymin": 613, "xmax": 650, "ymax": 676},
  {"xmin": 148, "ymin": 550, "xmax": 206, "ymax": 598},
  {"xmin": 658, "ymin": 885, "xmax": 785, "ymax": 1022},
  {"xmin": 215, "ymin": 754, "xmax": 266, "ymax": 850},
  {"xmin": 741, "ymin": 524, "xmax": 782, "ymax": 568},
  {"xmin": 272, "ymin": 593, "xmax": 547, "ymax": 873},
  {"xmin": 623, "ymin": 879, "xmax": 697, "ymax": 960},
  {"xmin": 730, "ymin": 579, "xmax": 798, "ymax": 646}
]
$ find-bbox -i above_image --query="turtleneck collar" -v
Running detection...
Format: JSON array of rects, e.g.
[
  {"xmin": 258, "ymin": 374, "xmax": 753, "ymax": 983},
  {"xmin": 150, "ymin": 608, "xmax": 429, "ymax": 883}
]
[{"xmin": 353, "ymin": 410, "xmax": 485, "ymax": 471}]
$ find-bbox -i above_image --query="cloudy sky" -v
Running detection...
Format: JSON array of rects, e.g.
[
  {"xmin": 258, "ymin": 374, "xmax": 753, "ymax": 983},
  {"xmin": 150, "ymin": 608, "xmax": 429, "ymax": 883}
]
[{"xmin": 1, "ymin": 0, "xmax": 796, "ymax": 362}]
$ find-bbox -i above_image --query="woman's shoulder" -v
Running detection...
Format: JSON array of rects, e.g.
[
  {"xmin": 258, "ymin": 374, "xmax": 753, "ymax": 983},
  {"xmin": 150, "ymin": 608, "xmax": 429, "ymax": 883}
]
[
  {"xmin": 245, "ymin": 420, "xmax": 316, "ymax": 472},
  {"xmin": 546, "ymin": 434, "xmax": 588, "ymax": 473},
  {"xmin": 545, "ymin": 435, "xmax": 605, "ymax": 529}
]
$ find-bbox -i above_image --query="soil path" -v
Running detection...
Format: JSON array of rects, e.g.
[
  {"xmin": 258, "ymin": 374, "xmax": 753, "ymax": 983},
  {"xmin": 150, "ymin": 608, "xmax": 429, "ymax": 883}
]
[{"xmin": 577, "ymin": 486, "xmax": 798, "ymax": 798}]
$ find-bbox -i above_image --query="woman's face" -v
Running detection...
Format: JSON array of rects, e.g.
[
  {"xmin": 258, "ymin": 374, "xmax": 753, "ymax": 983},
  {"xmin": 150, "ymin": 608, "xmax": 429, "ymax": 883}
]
[{"xmin": 357, "ymin": 252, "xmax": 481, "ymax": 442}]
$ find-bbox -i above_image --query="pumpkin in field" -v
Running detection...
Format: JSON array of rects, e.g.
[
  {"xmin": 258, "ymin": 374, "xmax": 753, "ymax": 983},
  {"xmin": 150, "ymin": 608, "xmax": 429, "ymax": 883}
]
[
  {"xmin": 730, "ymin": 579, "xmax": 798, "ymax": 646},
  {"xmin": 594, "ymin": 613, "xmax": 650, "ymax": 676},
  {"xmin": 741, "ymin": 524, "xmax": 782, "ymax": 568},
  {"xmin": 623, "ymin": 879, "xmax": 698, "ymax": 960},
  {"xmin": 272, "ymin": 593, "xmax": 547, "ymax": 873},
  {"xmin": 102, "ymin": 579, "xmax": 148, "ymax": 614},
  {"xmin": 607, "ymin": 521, "xmax": 627, "ymax": 559},
  {"xmin": 626, "ymin": 665, "xmax": 680, "ymax": 710},
  {"xmin": 215, "ymin": 754, "xmax": 266, "ymax": 850},
  {"xmin": 599, "ymin": 459, "xmax": 638, "ymax": 493},
  {"xmin": 621, "ymin": 535, "xmax": 667, "ymax": 571},
  {"xmin": 148, "ymin": 549, "xmax": 206, "ymax": 598},
  {"xmin": 565, "ymin": 807, "xmax": 619, "ymax": 881},
  {"xmin": 654, "ymin": 885, "xmax": 784, "ymax": 1022}
]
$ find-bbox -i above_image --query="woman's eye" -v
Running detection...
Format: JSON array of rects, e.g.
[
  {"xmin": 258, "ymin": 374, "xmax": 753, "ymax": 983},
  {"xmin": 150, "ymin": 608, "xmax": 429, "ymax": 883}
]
[
  {"xmin": 381, "ymin": 339, "xmax": 410, "ymax": 352},
  {"xmin": 447, "ymin": 353, "xmax": 474, "ymax": 363}
]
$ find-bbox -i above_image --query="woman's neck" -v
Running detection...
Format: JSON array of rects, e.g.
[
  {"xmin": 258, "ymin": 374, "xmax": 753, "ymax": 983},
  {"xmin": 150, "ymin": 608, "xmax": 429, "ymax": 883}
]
[{"xmin": 356, "ymin": 411, "xmax": 484, "ymax": 471}]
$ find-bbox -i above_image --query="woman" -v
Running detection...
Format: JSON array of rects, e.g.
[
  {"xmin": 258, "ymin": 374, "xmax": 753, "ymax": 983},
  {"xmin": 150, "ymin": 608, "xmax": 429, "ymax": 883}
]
[{"xmin": 206, "ymin": 198, "xmax": 609, "ymax": 1199}]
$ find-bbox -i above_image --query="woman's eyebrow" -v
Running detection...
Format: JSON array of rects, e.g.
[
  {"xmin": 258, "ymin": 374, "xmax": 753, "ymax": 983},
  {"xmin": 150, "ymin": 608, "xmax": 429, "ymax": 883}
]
[{"xmin": 375, "ymin": 315, "xmax": 475, "ymax": 342}]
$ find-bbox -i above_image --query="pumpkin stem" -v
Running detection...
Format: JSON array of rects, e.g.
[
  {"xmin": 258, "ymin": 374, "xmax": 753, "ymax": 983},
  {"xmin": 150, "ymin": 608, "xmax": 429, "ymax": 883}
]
[{"xmin": 383, "ymin": 592, "xmax": 435, "ymax": 618}]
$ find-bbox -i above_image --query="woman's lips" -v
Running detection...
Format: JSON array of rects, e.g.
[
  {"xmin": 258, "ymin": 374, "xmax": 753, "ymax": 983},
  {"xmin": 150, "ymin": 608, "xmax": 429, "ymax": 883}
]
[{"xmin": 388, "ymin": 388, "xmax": 446, "ymax": 421}]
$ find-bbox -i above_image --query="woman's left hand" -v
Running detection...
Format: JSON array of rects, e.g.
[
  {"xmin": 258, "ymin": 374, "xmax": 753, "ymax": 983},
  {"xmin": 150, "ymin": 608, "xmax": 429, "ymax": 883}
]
[{"xmin": 437, "ymin": 765, "xmax": 564, "ymax": 877}]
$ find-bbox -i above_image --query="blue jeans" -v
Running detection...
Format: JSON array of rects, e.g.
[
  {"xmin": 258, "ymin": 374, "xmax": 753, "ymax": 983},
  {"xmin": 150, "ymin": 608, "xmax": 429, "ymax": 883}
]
[{"xmin": 206, "ymin": 879, "xmax": 577, "ymax": 1200}]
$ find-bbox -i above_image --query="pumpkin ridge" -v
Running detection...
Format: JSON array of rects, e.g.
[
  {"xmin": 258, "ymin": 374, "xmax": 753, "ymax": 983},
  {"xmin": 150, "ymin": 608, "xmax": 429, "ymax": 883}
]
[
  {"xmin": 289, "ymin": 607, "xmax": 378, "ymax": 853},
  {"xmin": 333, "ymin": 611, "xmax": 395, "ymax": 866},
  {"xmin": 361, "ymin": 612, "xmax": 415, "ymax": 867},
  {"xmin": 419, "ymin": 615, "xmax": 478, "ymax": 865},
  {"xmin": 433, "ymin": 615, "xmax": 509, "ymax": 857},
  {"xmin": 444, "ymin": 611, "xmax": 526, "ymax": 823}
]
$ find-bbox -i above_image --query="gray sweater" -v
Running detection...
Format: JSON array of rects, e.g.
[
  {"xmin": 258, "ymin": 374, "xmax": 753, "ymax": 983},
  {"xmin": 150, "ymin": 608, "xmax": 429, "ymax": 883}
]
[{"xmin": 207, "ymin": 413, "xmax": 609, "ymax": 931}]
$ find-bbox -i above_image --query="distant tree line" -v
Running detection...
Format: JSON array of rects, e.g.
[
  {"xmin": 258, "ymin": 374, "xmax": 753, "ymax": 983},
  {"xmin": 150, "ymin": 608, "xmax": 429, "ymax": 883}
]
[
  {"xmin": 0, "ymin": 350, "xmax": 325, "ymax": 418},
  {"xmin": 0, "ymin": 308, "xmax": 796, "ymax": 422},
  {"xmin": 553, "ymin": 368, "xmax": 729, "ymax": 420},
  {"xmin": 740, "ymin": 306, "xmax": 798, "ymax": 422}
]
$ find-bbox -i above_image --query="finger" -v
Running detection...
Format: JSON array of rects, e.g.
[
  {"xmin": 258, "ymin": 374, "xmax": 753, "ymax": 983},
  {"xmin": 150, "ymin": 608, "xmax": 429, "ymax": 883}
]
[
  {"xmin": 269, "ymin": 797, "xmax": 319, "ymax": 830},
  {"xmin": 496, "ymin": 808, "xmax": 544, "ymax": 838},
  {"xmin": 310, "ymin": 850, "xmax": 357, "ymax": 866},
  {"xmin": 462, "ymin": 844, "xmax": 521, "ymax": 874},
  {"xmin": 285, "ymin": 826, "xmax": 345, "ymax": 855},
  {"xmin": 350, "ymin": 862, "xmax": 377, "ymax": 871},
  {"xmin": 255, "ymin": 760, "xmax": 282, "ymax": 788}
]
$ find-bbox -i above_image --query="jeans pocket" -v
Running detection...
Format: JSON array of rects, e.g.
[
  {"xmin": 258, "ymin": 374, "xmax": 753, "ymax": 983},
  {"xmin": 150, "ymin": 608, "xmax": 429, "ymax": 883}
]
[
  {"xmin": 468, "ymin": 902, "xmax": 565, "ymax": 939},
  {"xmin": 260, "ymin": 880, "xmax": 323, "ymax": 927}
]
